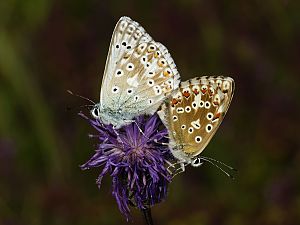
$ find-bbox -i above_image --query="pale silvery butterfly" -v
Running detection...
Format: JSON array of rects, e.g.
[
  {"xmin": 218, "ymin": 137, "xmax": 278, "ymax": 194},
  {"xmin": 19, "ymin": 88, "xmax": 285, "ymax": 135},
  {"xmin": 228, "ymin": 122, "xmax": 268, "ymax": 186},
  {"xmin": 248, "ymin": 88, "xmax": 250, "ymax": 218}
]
[
  {"xmin": 91, "ymin": 16, "xmax": 180, "ymax": 128},
  {"xmin": 158, "ymin": 76, "xmax": 234, "ymax": 172}
]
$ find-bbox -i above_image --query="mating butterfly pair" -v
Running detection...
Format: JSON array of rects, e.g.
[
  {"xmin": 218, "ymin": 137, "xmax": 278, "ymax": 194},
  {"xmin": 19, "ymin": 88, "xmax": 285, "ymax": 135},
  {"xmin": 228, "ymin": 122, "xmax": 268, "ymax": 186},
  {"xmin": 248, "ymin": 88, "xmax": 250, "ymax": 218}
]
[{"xmin": 91, "ymin": 16, "xmax": 234, "ymax": 171}]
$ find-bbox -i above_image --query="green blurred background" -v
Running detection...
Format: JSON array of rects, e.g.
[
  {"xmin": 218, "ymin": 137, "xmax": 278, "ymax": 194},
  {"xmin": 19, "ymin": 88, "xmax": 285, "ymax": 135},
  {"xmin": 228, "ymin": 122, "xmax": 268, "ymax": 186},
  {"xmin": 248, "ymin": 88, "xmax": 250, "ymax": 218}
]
[{"xmin": 1, "ymin": 0, "xmax": 299, "ymax": 224}]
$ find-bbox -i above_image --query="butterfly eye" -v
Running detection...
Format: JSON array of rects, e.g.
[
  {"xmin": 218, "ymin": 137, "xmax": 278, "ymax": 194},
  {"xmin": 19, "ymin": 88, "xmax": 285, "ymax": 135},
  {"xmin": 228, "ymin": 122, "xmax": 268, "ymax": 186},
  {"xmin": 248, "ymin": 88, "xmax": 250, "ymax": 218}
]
[
  {"xmin": 191, "ymin": 158, "xmax": 202, "ymax": 167},
  {"xmin": 91, "ymin": 107, "xmax": 100, "ymax": 118}
]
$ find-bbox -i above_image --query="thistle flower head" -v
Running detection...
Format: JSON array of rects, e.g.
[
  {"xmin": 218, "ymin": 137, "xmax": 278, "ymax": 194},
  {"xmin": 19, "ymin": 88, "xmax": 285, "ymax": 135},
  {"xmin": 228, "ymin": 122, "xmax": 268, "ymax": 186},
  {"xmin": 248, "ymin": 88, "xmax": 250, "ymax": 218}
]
[{"xmin": 80, "ymin": 113, "xmax": 172, "ymax": 218}]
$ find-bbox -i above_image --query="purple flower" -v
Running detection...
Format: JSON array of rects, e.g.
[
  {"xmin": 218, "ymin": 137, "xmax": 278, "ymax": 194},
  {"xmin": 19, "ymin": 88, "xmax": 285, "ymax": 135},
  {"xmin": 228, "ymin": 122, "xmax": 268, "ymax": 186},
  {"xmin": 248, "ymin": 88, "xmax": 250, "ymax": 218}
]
[{"xmin": 80, "ymin": 113, "xmax": 172, "ymax": 218}]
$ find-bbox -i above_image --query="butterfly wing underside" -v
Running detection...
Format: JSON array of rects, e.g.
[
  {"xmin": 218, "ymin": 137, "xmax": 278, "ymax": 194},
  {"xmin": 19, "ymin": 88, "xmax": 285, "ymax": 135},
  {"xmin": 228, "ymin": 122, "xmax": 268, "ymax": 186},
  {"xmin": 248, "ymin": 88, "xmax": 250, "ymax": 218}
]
[
  {"xmin": 158, "ymin": 76, "xmax": 234, "ymax": 161},
  {"xmin": 100, "ymin": 16, "xmax": 180, "ymax": 119}
]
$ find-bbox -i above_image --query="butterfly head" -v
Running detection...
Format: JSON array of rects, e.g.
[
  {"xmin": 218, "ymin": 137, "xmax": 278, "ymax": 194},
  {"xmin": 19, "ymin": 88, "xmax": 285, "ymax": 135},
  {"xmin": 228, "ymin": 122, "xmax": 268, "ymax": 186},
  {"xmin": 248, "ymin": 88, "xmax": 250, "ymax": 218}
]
[{"xmin": 91, "ymin": 104, "xmax": 101, "ymax": 120}]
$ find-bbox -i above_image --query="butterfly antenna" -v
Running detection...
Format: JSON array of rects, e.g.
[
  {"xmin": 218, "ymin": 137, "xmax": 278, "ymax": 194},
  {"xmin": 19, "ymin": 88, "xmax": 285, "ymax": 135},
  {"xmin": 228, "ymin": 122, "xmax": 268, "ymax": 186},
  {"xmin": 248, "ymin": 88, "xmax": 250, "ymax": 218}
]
[
  {"xmin": 67, "ymin": 90, "xmax": 96, "ymax": 105},
  {"xmin": 199, "ymin": 157, "xmax": 235, "ymax": 179},
  {"xmin": 79, "ymin": 104, "xmax": 95, "ymax": 109},
  {"xmin": 66, "ymin": 104, "xmax": 95, "ymax": 112},
  {"xmin": 200, "ymin": 156, "xmax": 237, "ymax": 171}
]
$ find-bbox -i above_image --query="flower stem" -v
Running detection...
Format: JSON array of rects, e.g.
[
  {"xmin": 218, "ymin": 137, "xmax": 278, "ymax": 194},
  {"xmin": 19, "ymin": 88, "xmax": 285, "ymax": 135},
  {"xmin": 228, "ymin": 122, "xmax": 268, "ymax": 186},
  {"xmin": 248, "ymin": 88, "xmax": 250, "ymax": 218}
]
[{"xmin": 142, "ymin": 207, "xmax": 153, "ymax": 225}]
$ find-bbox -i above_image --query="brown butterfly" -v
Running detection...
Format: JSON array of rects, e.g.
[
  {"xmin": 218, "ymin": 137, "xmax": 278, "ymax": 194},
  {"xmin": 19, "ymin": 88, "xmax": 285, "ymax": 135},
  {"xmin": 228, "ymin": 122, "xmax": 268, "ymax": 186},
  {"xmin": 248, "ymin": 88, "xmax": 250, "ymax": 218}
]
[{"xmin": 158, "ymin": 76, "xmax": 234, "ymax": 173}]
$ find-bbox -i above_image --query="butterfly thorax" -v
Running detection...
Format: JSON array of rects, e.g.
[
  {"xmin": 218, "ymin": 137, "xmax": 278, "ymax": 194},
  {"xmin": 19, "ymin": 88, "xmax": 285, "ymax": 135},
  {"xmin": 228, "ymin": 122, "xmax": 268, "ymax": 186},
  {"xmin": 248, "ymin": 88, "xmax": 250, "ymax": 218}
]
[
  {"xmin": 92, "ymin": 104, "xmax": 133, "ymax": 128},
  {"xmin": 169, "ymin": 142, "xmax": 194, "ymax": 164}
]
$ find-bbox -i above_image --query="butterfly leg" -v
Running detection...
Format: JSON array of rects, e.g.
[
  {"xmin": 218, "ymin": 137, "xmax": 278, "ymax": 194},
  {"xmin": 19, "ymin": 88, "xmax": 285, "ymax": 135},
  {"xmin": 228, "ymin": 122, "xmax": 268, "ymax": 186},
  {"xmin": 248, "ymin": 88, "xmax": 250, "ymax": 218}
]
[
  {"xmin": 165, "ymin": 160, "xmax": 175, "ymax": 174},
  {"xmin": 125, "ymin": 120, "xmax": 169, "ymax": 146},
  {"xmin": 112, "ymin": 125, "xmax": 125, "ymax": 148},
  {"xmin": 125, "ymin": 119, "xmax": 150, "ymax": 139},
  {"xmin": 153, "ymin": 135, "xmax": 170, "ymax": 146},
  {"xmin": 166, "ymin": 161, "xmax": 185, "ymax": 178},
  {"xmin": 171, "ymin": 163, "xmax": 186, "ymax": 178}
]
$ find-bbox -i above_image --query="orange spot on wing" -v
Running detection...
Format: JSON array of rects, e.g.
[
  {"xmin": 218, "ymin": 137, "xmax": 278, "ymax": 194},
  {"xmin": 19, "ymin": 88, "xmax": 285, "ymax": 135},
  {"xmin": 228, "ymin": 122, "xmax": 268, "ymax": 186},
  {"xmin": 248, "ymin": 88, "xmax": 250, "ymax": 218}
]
[
  {"xmin": 171, "ymin": 98, "xmax": 179, "ymax": 107},
  {"xmin": 213, "ymin": 112, "xmax": 221, "ymax": 119},
  {"xmin": 193, "ymin": 89, "xmax": 199, "ymax": 95},
  {"xmin": 213, "ymin": 101, "xmax": 219, "ymax": 106},
  {"xmin": 163, "ymin": 69, "xmax": 172, "ymax": 77},
  {"xmin": 183, "ymin": 91, "xmax": 190, "ymax": 98}
]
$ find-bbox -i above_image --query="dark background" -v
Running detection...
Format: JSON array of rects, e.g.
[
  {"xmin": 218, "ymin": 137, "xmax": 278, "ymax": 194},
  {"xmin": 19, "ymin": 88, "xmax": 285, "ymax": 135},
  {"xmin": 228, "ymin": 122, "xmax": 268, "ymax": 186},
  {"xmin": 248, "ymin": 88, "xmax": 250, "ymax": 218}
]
[{"xmin": 1, "ymin": 0, "xmax": 299, "ymax": 224}]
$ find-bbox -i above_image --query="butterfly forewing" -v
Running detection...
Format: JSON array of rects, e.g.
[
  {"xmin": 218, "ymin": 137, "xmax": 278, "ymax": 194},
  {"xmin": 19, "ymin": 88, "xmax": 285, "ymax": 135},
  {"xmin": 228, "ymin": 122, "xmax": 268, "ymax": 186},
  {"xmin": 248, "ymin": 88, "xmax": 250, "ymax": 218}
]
[
  {"xmin": 101, "ymin": 16, "xmax": 152, "ymax": 99},
  {"xmin": 100, "ymin": 17, "xmax": 180, "ymax": 120},
  {"xmin": 159, "ymin": 76, "xmax": 234, "ymax": 159}
]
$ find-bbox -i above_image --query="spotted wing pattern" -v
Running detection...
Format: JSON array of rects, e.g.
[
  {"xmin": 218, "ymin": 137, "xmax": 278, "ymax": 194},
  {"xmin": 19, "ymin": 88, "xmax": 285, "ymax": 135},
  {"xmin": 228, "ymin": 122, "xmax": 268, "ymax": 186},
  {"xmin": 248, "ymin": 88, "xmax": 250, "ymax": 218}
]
[
  {"xmin": 100, "ymin": 17, "xmax": 180, "ymax": 120},
  {"xmin": 158, "ymin": 76, "xmax": 234, "ymax": 162}
]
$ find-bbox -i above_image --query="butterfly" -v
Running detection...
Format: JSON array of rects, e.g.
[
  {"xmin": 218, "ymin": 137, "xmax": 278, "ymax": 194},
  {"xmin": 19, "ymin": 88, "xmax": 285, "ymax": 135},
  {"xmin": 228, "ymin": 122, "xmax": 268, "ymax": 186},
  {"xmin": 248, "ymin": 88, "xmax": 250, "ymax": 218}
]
[
  {"xmin": 91, "ymin": 16, "xmax": 180, "ymax": 128},
  {"xmin": 158, "ymin": 76, "xmax": 234, "ymax": 172}
]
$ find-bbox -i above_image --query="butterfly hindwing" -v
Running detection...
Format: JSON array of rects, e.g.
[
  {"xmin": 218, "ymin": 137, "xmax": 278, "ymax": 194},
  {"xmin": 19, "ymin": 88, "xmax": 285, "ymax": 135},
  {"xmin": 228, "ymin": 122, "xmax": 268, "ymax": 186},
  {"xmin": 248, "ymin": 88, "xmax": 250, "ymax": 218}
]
[{"xmin": 159, "ymin": 76, "xmax": 234, "ymax": 161}]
